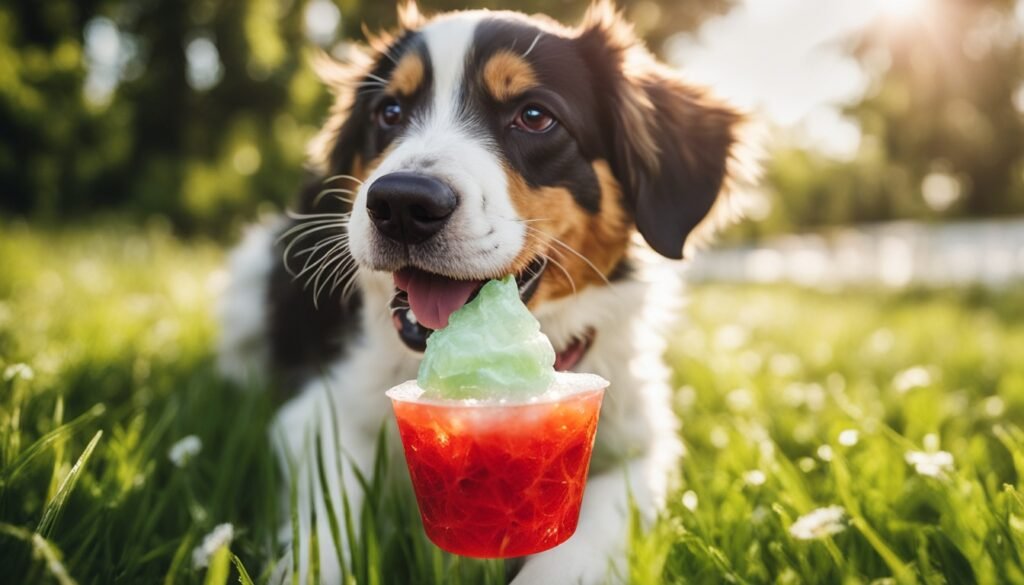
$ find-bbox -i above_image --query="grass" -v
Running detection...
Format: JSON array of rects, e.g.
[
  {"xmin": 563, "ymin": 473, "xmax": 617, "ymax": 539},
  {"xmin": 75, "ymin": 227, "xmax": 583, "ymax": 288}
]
[{"xmin": 1, "ymin": 221, "xmax": 1024, "ymax": 584}]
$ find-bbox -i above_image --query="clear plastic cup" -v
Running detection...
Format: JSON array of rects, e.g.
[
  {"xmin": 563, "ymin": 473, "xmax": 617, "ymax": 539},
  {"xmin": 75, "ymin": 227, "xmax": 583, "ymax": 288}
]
[{"xmin": 386, "ymin": 372, "xmax": 608, "ymax": 558}]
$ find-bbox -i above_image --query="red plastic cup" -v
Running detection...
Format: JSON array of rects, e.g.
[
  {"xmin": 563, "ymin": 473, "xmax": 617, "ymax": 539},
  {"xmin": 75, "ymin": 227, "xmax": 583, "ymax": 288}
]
[{"xmin": 386, "ymin": 372, "xmax": 608, "ymax": 558}]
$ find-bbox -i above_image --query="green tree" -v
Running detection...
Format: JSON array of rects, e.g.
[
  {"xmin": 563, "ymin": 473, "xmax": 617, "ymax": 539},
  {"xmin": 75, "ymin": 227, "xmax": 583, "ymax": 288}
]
[{"xmin": 0, "ymin": 0, "xmax": 733, "ymax": 235}]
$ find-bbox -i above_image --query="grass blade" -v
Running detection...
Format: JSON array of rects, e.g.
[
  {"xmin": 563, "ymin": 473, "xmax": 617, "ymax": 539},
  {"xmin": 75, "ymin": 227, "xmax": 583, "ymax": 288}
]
[
  {"xmin": 0, "ymin": 522, "xmax": 77, "ymax": 585},
  {"xmin": 289, "ymin": 456, "xmax": 300, "ymax": 585},
  {"xmin": 231, "ymin": 554, "xmax": 256, "ymax": 585},
  {"xmin": 306, "ymin": 450, "xmax": 320, "ymax": 585},
  {"xmin": 37, "ymin": 430, "xmax": 103, "ymax": 538},
  {"xmin": 202, "ymin": 545, "xmax": 231, "ymax": 585},
  {"xmin": 315, "ymin": 428, "xmax": 348, "ymax": 582},
  {"xmin": 2, "ymin": 404, "xmax": 105, "ymax": 484}
]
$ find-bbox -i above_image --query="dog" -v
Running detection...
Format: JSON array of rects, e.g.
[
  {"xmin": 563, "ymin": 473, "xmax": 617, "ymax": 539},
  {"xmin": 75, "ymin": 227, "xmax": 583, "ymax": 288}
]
[{"xmin": 218, "ymin": 2, "xmax": 745, "ymax": 583}]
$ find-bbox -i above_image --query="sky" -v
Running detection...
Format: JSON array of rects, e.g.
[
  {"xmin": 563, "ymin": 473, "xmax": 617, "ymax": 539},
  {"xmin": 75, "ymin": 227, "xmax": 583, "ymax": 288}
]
[{"xmin": 666, "ymin": 0, "xmax": 934, "ymax": 161}]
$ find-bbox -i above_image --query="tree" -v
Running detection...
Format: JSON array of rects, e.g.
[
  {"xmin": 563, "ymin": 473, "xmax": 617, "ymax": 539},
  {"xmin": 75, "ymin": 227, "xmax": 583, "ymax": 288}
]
[{"xmin": 0, "ymin": 0, "xmax": 733, "ymax": 235}]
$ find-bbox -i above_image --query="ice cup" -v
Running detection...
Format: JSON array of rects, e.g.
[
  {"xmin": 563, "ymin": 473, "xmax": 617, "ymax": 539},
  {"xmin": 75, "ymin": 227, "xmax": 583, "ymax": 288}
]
[{"xmin": 386, "ymin": 372, "xmax": 609, "ymax": 558}]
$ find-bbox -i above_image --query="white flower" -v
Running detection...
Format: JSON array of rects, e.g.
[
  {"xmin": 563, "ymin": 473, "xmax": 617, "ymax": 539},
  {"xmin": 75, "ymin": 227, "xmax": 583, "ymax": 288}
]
[
  {"xmin": 709, "ymin": 426, "xmax": 730, "ymax": 449},
  {"xmin": 3, "ymin": 363, "xmax": 35, "ymax": 382},
  {"xmin": 789, "ymin": 506, "xmax": 846, "ymax": 540},
  {"xmin": 817, "ymin": 444, "xmax": 834, "ymax": 462},
  {"xmin": 838, "ymin": 429, "xmax": 860, "ymax": 447},
  {"xmin": 893, "ymin": 366, "xmax": 933, "ymax": 393},
  {"xmin": 905, "ymin": 450, "xmax": 954, "ymax": 478},
  {"xmin": 681, "ymin": 490, "xmax": 699, "ymax": 511},
  {"xmin": 168, "ymin": 435, "xmax": 202, "ymax": 468},
  {"xmin": 726, "ymin": 388, "xmax": 754, "ymax": 412},
  {"xmin": 714, "ymin": 324, "xmax": 750, "ymax": 350},
  {"xmin": 744, "ymin": 470, "xmax": 767, "ymax": 486},
  {"xmin": 192, "ymin": 523, "xmax": 234, "ymax": 569},
  {"xmin": 769, "ymin": 353, "xmax": 802, "ymax": 377},
  {"xmin": 983, "ymin": 396, "xmax": 1006, "ymax": 418}
]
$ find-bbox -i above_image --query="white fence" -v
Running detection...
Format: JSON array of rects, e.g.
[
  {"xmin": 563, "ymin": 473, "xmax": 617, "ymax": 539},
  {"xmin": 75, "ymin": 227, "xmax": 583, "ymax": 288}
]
[{"xmin": 685, "ymin": 219, "xmax": 1024, "ymax": 288}]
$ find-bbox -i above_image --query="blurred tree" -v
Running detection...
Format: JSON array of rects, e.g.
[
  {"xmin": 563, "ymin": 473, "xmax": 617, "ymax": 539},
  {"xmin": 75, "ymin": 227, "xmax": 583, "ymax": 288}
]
[
  {"xmin": 848, "ymin": 0, "xmax": 1024, "ymax": 218},
  {"xmin": 0, "ymin": 0, "xmax": 732, "ymax": 236},
  {"xmin": 749, "ymin": 0, "xmax": 1024, "ymax": 239}
]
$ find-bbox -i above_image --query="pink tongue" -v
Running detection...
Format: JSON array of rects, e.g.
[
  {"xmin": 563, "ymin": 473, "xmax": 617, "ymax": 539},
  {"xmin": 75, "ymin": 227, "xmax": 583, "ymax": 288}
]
[{"xmin": 394, "ymin": 269, "xmax": 481, "ymax": 330}]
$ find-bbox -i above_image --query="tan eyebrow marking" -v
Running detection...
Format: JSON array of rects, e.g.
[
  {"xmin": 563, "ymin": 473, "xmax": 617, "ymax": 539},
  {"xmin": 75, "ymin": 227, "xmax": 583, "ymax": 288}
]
[
  {"xmin": 387, "ymin": 52, "xmax": 425, "ymax": 96},
  {"xmin": 482, "ymin": 50, "xmax": 539, "ymax": 102}
]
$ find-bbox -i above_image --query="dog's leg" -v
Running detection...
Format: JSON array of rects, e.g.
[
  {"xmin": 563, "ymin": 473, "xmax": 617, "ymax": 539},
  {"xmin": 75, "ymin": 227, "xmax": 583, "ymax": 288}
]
[{"xmin": 509, "ymin": 452, "xmax": 670, "ymax": 585}]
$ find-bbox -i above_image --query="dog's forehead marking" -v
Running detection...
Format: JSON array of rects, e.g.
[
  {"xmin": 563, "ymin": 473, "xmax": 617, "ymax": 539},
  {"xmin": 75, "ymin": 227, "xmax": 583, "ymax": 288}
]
[{"xmin": 420, "ymin": 14, "xmax": 481, "ymax": 121}]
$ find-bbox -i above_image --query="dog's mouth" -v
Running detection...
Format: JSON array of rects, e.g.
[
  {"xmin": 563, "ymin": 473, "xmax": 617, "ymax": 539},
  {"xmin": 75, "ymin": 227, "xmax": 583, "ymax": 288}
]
[{"xmin": 389, "ymin": 256, "xmax": 548, "ymax": 352}]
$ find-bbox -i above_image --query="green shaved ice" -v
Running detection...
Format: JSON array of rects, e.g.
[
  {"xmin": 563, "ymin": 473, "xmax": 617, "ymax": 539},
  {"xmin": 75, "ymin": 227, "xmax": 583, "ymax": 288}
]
[{"xmin": 417, "ymin": 276, "xmax": 556, "ymax": 400}]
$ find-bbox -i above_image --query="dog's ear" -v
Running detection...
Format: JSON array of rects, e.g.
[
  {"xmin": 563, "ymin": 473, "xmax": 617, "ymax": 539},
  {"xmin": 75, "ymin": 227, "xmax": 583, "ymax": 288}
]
[
  {"xmin": 577, "ymin": 2, "xmax": 742, "ymax": 259},
  {"xmin": 307, "ymin": 48, "xmax": 376, "ymax": 184}
]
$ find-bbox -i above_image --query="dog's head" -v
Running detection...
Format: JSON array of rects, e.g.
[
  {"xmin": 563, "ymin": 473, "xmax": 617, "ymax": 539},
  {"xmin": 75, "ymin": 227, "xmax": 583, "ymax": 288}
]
[{"xmin": 307, "ymin": 1, "xmax": 742, "ymax": 355}]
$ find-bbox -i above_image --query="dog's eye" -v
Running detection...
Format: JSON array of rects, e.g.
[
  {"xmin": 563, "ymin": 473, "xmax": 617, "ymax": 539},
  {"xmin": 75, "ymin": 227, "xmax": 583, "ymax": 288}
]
[
  {"xmin": 377, "ymin": 98, "xmax": 403, "ymax": 129},
  {"xmin": 513, "ymin": 104, "xmax": 556, "ymax": 133}
]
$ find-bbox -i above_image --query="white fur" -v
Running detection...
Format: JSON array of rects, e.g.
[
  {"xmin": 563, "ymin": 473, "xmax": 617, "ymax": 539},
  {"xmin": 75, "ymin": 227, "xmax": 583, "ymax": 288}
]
[{"xmin": 216, "ymin": 217, "xmax": 285, "ymax": 384}]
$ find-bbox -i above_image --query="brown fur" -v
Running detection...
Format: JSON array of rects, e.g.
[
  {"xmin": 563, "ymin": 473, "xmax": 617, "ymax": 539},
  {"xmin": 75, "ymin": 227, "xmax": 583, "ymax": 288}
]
[
  {"xmin": 388, "ymin": 52, "xmax": 425, "ymax": 96},
  {"xmin": 506, "ymin": 160, "xmax": 630, "ymax": 304},
  {"xmin": 482, "ymin": 51, "xmax": 539, "ymax": 102}
]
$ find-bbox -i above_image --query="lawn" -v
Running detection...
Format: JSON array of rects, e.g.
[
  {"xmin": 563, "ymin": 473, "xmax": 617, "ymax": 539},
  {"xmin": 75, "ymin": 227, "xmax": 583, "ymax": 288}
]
[{"xmin": 2, "ymin": 222, "xmax": 1024, "ymax": 584}]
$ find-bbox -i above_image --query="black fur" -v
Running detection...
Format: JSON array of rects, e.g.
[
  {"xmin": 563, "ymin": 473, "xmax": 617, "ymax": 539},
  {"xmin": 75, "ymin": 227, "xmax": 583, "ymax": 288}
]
[
  {"xmin": 628, "ymin": 78, "xmax": 737, "ymax": 259},
  {"xmin": 469, "ymin": 19, "xmax": 606, "ymax": 214},
  {"xmin": 266, "ymin": 177, "xmax": 362, "ymax": 390},
  {"xmin": 577, "ymin": 20, "xmax": 739, "ymax": 259}
]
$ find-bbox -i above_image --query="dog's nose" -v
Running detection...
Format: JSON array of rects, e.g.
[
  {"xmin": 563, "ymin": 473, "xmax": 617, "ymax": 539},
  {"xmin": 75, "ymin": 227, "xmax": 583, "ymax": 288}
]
[{"xmin": 365, "ymin": 172, "xmax": 457, "ymax": 245}]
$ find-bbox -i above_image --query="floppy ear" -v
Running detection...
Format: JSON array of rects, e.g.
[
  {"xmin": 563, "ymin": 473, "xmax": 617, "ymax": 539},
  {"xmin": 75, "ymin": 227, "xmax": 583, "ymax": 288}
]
[
  {"xmin": 578, "ymin": 2, "xmax": 743, "ymax": 259},
  {"xmin": 306, "ymin": 48, "xmax": 375, "ymax": 184}
]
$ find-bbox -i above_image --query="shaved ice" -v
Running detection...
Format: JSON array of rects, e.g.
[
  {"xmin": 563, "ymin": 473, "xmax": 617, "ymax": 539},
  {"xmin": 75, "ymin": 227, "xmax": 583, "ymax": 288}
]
[{"xmin": 417, "ymin": 276, "xmax": 555, "ymax": 400}]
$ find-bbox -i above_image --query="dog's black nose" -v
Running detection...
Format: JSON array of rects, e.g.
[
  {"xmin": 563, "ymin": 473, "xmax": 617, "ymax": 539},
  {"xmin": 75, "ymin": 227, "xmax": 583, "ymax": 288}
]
[{"xmin": 365, "ymin": 172, "xmax": 457, "ymax": 245}]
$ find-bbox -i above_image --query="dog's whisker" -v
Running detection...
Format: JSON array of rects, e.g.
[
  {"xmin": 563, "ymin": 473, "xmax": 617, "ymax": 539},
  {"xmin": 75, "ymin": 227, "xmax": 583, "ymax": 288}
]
[
  {"xmin": 528, "ymin": 226, "xmax": 611, "ymax": 288},
  {"xmin": 278, "ymin": 223, "xmax": 345, "ymax": 256},
  {"xmin": 331, "ymin": 262, "xmax": 360, "ymax": 297},
  {"xmin": 521, "ymin": 32, "xmax": 544, "ymax": 58},
  {"xmin": 333, "ymin": 260, "xmax": 361, "ymax": 301},
  {"xmin": 328, "ymin": 261, "xmax": 354, "ymax": 296},
  {"xmin": 341, "ymin": 267, "xmax": 362, "ymax": 302},
  {"xmin": 293, "ymin": 237, "xmax": 349, "ymax": 277},
  {"xmin": 283, "ymin": 212, "xmax": 350, "ymax": 224},
  {"xmin": 296, "ymin": 240, "xmax": 350, "ymax": 281},
  {"xmin": 313, "ymin": 253, "xmax": 355, "ymax": 306},
  {"xmin": 293, "ymin": 234, "xmax": 349, "ymax": 259},
  {"xmin": 313, "ymin": 188, "xmax": 356, "ymax": 207},
  {"xmin": 308, "ymin": 249, "xmax": 350, "ymax": 307},
  {"xmin": 280, "ymin": 224, "xmax": 347, "ymax": 274},
  {"xmin": 524, "ymin": 231, "xmax": 578, "ymax": 296},
  {"xmin": 279, "ymin": 220, "xmax": 347, "ymax": 241},
  {"xmin": 540, "ymin": 251, "xmax": 577, "ymax": 296},
  {"xmin": 323, "ymin": 174, "xmax": 368, "ymax": 185}
]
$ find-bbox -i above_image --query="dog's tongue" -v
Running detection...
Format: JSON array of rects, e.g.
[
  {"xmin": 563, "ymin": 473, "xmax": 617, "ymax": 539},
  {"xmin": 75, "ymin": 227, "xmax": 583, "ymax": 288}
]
[{"xmin": 394, "ymin": 269, "xmax": 481, "ymax": 331}]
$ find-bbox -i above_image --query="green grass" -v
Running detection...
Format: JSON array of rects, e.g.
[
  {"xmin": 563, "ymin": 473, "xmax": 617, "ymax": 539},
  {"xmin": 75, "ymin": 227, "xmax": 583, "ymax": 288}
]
[{"xmin": 2, "ymin": 221, "xmax": 1024, "ymax": 584}]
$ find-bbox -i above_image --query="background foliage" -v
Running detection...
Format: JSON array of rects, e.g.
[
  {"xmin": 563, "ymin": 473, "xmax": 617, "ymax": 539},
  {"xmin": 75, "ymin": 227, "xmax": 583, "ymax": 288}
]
[
  {"xmin": 7, "ymin": 0, "xmax": 1022, "ymax": 239},
  {"xmin": 0, "ymin": 0, "xmax": 734, "ymax": 235}
]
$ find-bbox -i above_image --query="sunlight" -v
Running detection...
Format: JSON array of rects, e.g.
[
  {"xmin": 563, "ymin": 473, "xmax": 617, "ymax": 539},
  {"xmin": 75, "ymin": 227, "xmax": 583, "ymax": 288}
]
[{"xmin": 879, "ymin": 0, "xmax": 927, "ymax": 19}]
